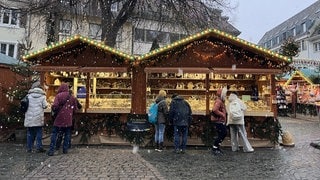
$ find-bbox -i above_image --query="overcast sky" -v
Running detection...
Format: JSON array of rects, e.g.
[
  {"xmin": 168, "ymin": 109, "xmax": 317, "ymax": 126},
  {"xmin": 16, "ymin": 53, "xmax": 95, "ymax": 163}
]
[{"xmin": 226, "ymin": 0, "xmax": 318, "ymax": 44}]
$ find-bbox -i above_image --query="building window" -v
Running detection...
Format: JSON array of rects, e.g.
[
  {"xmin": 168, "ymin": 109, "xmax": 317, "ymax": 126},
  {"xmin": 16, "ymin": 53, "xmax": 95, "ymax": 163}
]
[
  {"xmin": 301, "ymin": 40, "xmax": 306, "ymax": 51},
  {"xmin": 276, "ymin": 36, "xmax": 280, "ymax": 44},
  {"xmin": 89, "ymin": 23, "xmax": 101, "ymax": 40},
  {"xmin": 59, "ymin": 19, "xmax": 72, "ymax": 35},
  {"xmin": 0, "ymin": 42, "xmax": 16, "ymax": 58},
  {"xmin": 313, "ymin": 42, "xmax": 320, "ymax": 52},
  {"xmin": 0, "ymin": 8, "xmax": 19, "ymax": 26},
  {"xmin": 302, "ymin": 22, "xmax": 307, "ymax": 33},
  {"xmin": 293, "ymin": 28, "xmax": 296, "ymax": 36},
  {"xmin": 134, "ymin": 28, "xmax": 145, "ymax": 42},
  {"xmin": 282, "ymin": 32, "xmax": 287, "ymax": 41},
  {"xmin": 134, "ymin": 28, "xmax": 184, "ymax": 44}
]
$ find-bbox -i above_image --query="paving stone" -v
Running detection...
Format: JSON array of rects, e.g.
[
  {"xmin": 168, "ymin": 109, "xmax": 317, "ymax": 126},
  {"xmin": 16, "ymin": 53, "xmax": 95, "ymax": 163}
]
[{"xmin": 1, "ymin": 116, "xmax": 320, "ymax": 179}]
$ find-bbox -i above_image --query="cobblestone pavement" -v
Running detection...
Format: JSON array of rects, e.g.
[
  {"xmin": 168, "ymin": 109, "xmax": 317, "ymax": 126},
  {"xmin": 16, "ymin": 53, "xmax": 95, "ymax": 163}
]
[{"xmin": 0, "ymin": 116, "xmax": 320, "ymax": 180}]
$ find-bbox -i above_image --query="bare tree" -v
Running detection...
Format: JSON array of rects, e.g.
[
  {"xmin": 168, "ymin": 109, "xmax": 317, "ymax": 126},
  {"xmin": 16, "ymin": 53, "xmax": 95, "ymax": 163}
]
[{"xmin": 1, "ymin": 0, "xmax": 236, "ymax": 48}]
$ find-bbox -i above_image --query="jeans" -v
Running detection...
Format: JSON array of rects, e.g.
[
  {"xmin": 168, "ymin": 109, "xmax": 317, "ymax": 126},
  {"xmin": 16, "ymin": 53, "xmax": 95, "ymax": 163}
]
[
  {"xmin": 174, "ymin": 126, "xmax": 188, "ymax": 151},
  {"xmin": 48, "ymin": 126, "xmax": 71, "ymax": 154},
  {"xmin": 213, "ymin": 123, "xmax": 227, "ymax": 148},
  {"xmin": 26, "ymin": 126, "xmax": 43, "ymax": 151},
  {"xmin": 154, "ymin": 123, "xmax": 166, "ymax": 143}
]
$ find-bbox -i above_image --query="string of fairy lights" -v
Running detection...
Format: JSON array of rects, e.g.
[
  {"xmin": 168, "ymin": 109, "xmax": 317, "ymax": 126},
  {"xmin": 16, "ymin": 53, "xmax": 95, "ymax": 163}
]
[{"xmin": 22, "ymin": 28, "xmax": 291, "ymax": 70}]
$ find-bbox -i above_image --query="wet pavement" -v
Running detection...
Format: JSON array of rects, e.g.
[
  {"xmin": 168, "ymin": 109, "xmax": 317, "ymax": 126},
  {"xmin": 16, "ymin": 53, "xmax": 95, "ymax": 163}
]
[{"xmin": 1, "ymin": 115, "xmax": 320, "ymax": 180}]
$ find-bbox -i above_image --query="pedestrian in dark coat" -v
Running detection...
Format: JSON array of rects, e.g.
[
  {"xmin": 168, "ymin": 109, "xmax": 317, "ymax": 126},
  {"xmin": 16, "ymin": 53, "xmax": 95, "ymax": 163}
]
[
  {"xmin": 47, "ymin": 83, "xmax": 79, "ymax": 156},
  {"xmin": 169, "ymin": 94, "xmax": 192, "ymax": 154}
]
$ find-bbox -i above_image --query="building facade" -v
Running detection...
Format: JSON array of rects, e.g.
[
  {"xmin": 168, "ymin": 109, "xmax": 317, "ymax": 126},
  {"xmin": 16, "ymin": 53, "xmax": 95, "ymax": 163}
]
[
  {"xmin": 258, "ymin": 0, "xmax": 320, "ymax": 68},
  {"xmin": 1, "ymin": 0, "xmax": 240, "ymax": 58}
]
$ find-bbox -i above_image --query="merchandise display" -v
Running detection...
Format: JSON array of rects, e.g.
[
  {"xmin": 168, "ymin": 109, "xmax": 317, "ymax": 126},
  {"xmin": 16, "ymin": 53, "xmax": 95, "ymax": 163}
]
[{"xmin": 44, "ymin": 71, "xmax": 272, "ymax": 114}]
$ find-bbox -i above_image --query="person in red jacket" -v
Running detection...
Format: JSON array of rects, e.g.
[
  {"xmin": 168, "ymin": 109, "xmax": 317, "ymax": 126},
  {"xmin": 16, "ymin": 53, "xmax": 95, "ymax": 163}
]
[
  {"xmin": 211, "ymin": 87, "xmax": 227, "ymax": 155},
  {"xmin": 47, "ymin": 83, "xmax": 79, "ymax": 156}
]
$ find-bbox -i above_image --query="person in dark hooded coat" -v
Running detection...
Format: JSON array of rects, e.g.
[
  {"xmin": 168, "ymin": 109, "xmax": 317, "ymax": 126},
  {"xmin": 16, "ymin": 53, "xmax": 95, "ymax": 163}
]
[
  {"xmin": 47, "ymin": 83, "xmax": 79, "ymax": 156},
  {"xmin": 169, "ymin": 94, "xmax": 192, "ymax": 154}
]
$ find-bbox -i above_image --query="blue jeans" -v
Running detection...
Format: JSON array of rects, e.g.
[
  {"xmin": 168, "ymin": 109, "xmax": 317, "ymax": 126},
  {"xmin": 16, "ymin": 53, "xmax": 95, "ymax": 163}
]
[
  {"xmin": 26, "ymin": 126, "xmax": 43, "ymax": 151},
  {"xmin": 174, "ymin": 126, "xmax": 188, "ymax": 151},
  {"xmin": 154, "ymin": 123, "xmax": 166, "ymax": 143},
  {"xmin": 48, "ymin": 126, "xmax": 71, "ymax": 154}
]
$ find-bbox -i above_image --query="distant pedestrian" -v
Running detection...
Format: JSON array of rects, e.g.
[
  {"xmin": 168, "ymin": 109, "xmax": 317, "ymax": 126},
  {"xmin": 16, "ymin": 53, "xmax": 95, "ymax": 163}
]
[
  {"xmin": 154, "ymin": 90, "xmax": 169, "ymax": 152},
  {"xmin": 24, "ymin": 81, "xmax": 48, "ymax": 153},
  {"xmin": 227, "ymin": 91, "xmax": 254, "ymax": 153},
  {"xmin": 47, "ymin": 83, "xmax": 79, "ymax": 156},
  {"xmin": 211, "ymin": 87, "xmax": 227, "ymax": 155},
  {"xmin": 169, "ymin": 93, "xmax": 192, "ymax": 154}
]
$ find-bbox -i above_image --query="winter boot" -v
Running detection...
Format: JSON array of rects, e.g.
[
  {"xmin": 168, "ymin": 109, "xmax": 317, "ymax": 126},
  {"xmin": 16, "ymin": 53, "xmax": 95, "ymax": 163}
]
[
  {"xmin": 155, "ymin": 142, "xmax": 159, "ymax": 151},
  {"xmin": 158, "ymin": 142, "xmax": 164, "ymax": 152}
]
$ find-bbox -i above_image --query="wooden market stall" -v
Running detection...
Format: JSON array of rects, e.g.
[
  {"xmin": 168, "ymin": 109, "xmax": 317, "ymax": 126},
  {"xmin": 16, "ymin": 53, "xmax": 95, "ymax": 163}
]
[
  {"xmin": 135, "ymin": 29, "xmax": 292, "ymax": 140},
  {"xmin": 283, "ymin": 69, "xmax": 319, "ymax": 116},
  {"xmin": 22, "ymin": 29, "xmax": 292, "ymax": 145},
  {"xmin": 22, "ymin": 35, "xmax": 136, "ymax": 138}
]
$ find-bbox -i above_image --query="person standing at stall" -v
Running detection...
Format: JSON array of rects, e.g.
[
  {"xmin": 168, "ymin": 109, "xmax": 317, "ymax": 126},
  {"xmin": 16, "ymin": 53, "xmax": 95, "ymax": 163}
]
[
  {"xmin": 211, "ymin": 87, "xmax": 227, "ymax": 155},
  {"xmin": 154, "ymin": 90, "xmax": 169, "ymax": 152},
  {"xmin": 47, "ymin": 83, "xmax": 79, "ymax": 156},
  {"xmin": 24, "ymin": 81, "xmax": 48, "ymax": 153},
  {"xmin": 227, "ymin": 91, "xmax": 254, "ymax": 153},
  {"xmin": 169, "ymin": 93, "xmax": 192, "ymax": 154}
]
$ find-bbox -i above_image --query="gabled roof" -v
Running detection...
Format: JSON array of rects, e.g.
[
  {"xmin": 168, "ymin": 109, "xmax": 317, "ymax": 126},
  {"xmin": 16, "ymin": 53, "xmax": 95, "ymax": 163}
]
[
  {"xmin": 0, "ymin": 53, "xmax": 20, "ymax": 66},
  {"xmin": 137, "ymin": 28, "xmax": 291, "ymax": 70},
  {"xmin": 258, "ymin": 1, "xmax": 320, "ymax": 44},
  {"xmin": 284, "ymin": 69, "xmax": 315, "ymax": 86},
  {"xmin": 22, "ymin": 35, "xmax": 135, "ymax": 62}
]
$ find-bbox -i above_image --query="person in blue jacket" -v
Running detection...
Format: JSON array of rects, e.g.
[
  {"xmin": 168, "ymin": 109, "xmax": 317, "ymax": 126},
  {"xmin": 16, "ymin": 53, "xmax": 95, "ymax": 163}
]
[{"xmin": 169, "ymin": 93, "xmax": 192, "ymax": 154}]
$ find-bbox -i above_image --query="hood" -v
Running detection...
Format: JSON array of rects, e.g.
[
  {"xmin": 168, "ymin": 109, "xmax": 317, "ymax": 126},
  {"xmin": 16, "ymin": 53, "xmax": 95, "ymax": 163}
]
[
  {"xmin": 172, "ymin": 95, "xmax": 184, "ymax": 101},
  {"xmin": 57, "ymin": 83, "xmax": 69, "ymax": 93},
  {"xmin": 228, "ymin": 93, "xmax": 238, "ymax": 102},
  {"xmin": 155, "ymin": 95, "xmax": 165, "ymax": 103},
  {"xmin": 217, "ymin": 87, "xmax": 227, "ymax": 101},
  {"xmin": 28, "ymin": 87, "xmax": 45, "ymax": 98}
]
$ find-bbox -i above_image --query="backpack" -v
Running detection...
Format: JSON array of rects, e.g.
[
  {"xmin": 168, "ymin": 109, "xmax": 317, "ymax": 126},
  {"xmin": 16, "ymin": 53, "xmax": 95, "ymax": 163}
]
[
  {"xmin": 229, "ymin": 101, "xmax": 243, "ymax": 121},
  {"xmin": 20, "ymin": 95, "xmax": 29, "ymax": 113},
  {"xmin": 148, "ymin": 102, "xmax": 158, "ymax": 124}
]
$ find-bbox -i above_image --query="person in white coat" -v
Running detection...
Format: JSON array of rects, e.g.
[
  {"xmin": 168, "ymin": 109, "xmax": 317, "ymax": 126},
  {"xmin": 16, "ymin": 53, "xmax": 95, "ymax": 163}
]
[
  {"xmin": 227, "ymin": 91, "xmax": 254, "ymax": 153},
  {"xmin": 24, "ymin": 81, "xmax": 48, "ymax": 153}
]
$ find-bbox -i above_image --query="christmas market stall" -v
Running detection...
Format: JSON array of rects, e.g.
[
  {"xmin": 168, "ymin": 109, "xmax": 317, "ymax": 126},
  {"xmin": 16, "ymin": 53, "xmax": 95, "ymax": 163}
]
[
  {"xmin": 22, "ymin": 35, "xmax": 136, "ymax": 144},
  {"xmin": 135, "ymin": 29, "xmax": 292, "ymax": 145},
  {"xmin": 283, "ymin": 69, "xmax": 319, "ymax": 116}
]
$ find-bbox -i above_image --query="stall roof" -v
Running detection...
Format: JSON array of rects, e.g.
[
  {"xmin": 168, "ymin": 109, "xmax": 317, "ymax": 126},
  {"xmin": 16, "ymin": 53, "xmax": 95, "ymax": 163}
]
[
  {"xmin": 137, "ymin": 28, "xmax": 291, "ymax": 72},
  {"xmin": 22, "ymin": 35, "xmax": 135, "ymax": 63},
  {"xmin": 284, "ymin": 70, "xmax": 315, "ymax": 86},
  {"xmin": 0, "ymin": 53, "xmax": 21, "ymax": 66}
]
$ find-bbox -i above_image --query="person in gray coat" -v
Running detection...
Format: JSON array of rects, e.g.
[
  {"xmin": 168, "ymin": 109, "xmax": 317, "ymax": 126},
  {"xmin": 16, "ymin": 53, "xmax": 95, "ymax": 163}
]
[
  {"xmin": 24, "ymin": 81, "xmax": 48, "ymax": 153},
  {"xmin": 154, "ymin": 90, "xmax": 169, "ymax": 152}
]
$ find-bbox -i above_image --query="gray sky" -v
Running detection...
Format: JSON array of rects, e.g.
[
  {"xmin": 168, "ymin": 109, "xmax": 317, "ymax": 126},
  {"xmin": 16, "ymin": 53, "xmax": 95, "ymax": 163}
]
[{"xmin": 227, "ymin": 0, "xmax": 318, "ymax": 43}]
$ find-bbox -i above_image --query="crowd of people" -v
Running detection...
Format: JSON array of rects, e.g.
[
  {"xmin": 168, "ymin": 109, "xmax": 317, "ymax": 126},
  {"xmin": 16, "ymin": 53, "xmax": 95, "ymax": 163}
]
[
  {"xmin": 151, "ymin": 87, "xmax": 253, "ymax": 155},
  {"xmin": 23, "ymin": 81, "xmax": 253, "ymax": 156}
]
